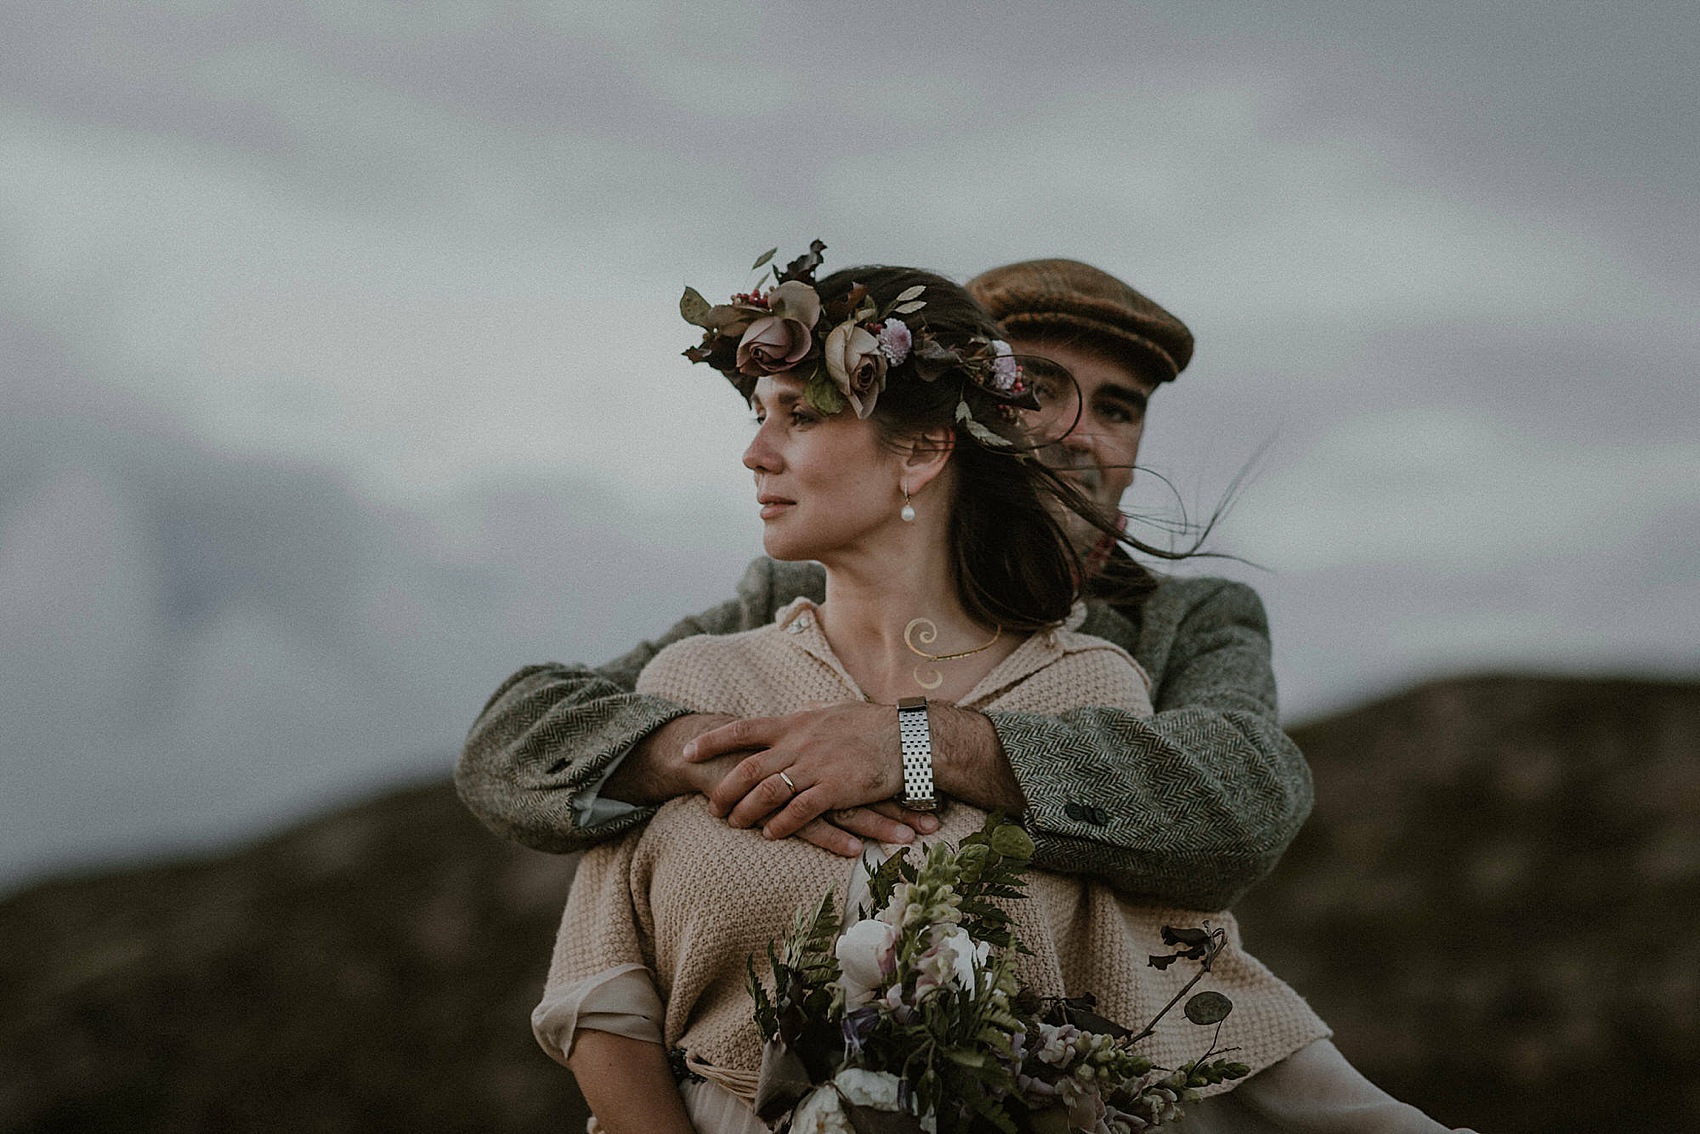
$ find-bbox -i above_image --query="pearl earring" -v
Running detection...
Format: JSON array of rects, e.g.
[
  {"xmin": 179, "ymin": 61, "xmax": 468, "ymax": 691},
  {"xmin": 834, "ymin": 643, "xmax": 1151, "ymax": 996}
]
[{"xmin": 900, "ymin": 486, "xmax": 916, "ymax": 523}]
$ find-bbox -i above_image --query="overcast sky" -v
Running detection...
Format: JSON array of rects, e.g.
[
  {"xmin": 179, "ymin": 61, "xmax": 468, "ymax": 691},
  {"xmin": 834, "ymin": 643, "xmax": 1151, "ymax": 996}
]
[{"xmin": 3, "ymin": 0, "xmax": 1696, "ymax": 888}]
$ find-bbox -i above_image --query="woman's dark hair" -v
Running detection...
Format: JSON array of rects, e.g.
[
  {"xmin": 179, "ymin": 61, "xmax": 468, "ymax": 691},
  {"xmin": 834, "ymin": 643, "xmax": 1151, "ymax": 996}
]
[{"xmin": 813, "ymin": 266, "xmax": 1157, "ymax": 631}]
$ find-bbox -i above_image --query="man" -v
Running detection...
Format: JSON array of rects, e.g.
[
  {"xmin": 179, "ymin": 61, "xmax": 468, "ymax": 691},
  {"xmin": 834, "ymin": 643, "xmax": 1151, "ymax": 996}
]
[{"xmin": 456, "ymin": 259, "xmax": 1308, "ymax": 910}]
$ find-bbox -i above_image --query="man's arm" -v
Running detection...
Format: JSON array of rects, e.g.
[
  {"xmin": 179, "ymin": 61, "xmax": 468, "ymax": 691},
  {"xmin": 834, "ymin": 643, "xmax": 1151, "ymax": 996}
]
[
  {"xmin": 456, "ymin": 557, "xmax": 926, "ymax": 856},
  {"xmin": 990, "ymin": 577, "xmax": 1311, "ymax": 910},
  {"xmin": 454, "ymin": 597, "xmax": 747, "ymax": 853}
]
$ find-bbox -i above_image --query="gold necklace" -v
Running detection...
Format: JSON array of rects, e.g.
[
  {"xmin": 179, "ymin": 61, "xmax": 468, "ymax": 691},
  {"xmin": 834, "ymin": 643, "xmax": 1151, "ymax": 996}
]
[{"xmin": 903, "ymin": 618, "xmax": 1002, "ymax": 691}]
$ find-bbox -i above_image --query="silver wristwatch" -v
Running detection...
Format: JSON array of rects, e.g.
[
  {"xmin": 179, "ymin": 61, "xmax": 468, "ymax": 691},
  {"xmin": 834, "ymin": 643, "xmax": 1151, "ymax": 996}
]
[{"xmin": 896, "ymin": 696, "xmax": 938, "ymax": 811}]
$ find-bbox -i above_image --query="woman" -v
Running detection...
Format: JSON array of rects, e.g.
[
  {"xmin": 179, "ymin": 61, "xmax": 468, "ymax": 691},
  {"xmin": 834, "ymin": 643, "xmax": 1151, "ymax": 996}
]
[{"xmin": 533, "ymin": 251, "xmax": 1467, "ymax": 1133}]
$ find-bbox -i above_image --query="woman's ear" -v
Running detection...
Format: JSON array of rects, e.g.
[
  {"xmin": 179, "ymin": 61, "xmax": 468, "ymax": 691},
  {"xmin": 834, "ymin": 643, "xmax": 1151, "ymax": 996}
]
[{"xmin": 901, "ymin": 426, "xmax": 956, "ymax": 495}]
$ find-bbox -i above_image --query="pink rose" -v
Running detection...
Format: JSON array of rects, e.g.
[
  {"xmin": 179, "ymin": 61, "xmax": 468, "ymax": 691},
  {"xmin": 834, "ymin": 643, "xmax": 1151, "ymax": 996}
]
[
  {"xmin": 824, "ymin": 321, "xmax": 888, "ymax": 419},
  {"xmin": 733, "ymin": 280, "xmax": 822, "ymax": 377},
  {"xmin": 736, "ymin": 315, "xmax": 812, "ymax": 375}
]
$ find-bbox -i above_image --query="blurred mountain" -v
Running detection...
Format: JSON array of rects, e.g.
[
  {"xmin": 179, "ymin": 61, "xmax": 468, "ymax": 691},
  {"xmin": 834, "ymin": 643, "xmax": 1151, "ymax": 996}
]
[{"xmin": 2, "ymin": 674, "xmax": 1697, "ymax": 1133}]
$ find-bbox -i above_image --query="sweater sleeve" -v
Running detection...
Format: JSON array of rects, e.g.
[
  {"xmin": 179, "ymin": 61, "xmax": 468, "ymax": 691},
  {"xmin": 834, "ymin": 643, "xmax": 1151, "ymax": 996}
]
[
  {"xmin": 532, "ymin": 837, "xmax": 661, "ymax": 1064},
  {"xmin": 988, "ymin": 578, "xmax": 1312, "ymax": 910}
]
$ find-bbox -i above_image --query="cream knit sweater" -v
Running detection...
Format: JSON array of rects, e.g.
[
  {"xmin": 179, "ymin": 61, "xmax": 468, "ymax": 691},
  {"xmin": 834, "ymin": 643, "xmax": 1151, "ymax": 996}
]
[{"xmin": 539, "ymin": 599, "xmax": 1328, "ymax": 1095}]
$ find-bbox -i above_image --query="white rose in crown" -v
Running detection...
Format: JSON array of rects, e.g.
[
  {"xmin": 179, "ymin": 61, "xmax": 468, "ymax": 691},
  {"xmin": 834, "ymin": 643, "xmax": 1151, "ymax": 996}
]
[{"xmin": 835, "ymin": 918, "xmax": 900, "ymax": 1007}]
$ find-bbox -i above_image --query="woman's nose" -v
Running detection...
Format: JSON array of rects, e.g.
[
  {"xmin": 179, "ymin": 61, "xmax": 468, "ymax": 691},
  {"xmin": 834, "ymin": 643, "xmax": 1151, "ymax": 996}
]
[{"xmin": 743, "ymin": 426, "xmax": 776, "ymax": 472}]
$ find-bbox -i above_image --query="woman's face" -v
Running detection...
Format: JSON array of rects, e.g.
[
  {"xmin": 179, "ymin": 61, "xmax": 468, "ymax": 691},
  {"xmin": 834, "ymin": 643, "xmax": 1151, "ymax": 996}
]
[{"xmin": 742, "ymin": 374, "xmax": 908, "ymax": 563}]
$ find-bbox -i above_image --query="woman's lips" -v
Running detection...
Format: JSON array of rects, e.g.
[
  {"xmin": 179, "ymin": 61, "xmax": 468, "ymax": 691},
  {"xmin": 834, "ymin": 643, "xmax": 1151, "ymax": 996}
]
[{"xmin": 758, "ymin": 495, "xmax": 795, "ymax": 520}]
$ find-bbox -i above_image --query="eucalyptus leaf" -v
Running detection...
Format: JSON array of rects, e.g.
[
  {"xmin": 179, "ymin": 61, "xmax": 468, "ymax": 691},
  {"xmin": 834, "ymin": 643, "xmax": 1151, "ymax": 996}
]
[
  {"xmin": 893, "ymin": 284, "xmax": 926, "ymax": 302},
  {"xmin": 807, "ymin": 374, "xmax": 848, "ymax": 416},
  {"xmin": 1184, "ymin": 990, "xmax": 1234, "ymax": 1025},
  {"xmin": 957, "ymin": 402, "xmax": 1015, "ymax": 448},
  {"xmin": 752, "ymin": 247, "xmax": 778, "ymax": 271},
  {"xmin": 679, "ymin": 286, "xmax": 713, "ymax": 327},
  {"xmin": 988, "ymin": 823, "xmax": 1035, "ymax": 861},
  {"xmin": 894, "ymin": 300, "xmax": 927, "ymax": 315}
]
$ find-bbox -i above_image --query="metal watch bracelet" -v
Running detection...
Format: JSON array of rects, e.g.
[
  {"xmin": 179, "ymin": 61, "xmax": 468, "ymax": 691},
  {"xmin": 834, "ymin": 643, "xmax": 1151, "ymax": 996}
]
[{"xmin": 896, "ymin": 696, "xmax": 938, "ymax": 811}]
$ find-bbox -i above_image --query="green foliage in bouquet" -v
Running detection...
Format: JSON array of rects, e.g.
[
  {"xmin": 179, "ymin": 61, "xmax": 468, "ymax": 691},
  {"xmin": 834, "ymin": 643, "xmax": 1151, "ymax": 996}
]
[{"xmin": 746, "ymin": 816, "xmax": 1249, "ymax": 1134}]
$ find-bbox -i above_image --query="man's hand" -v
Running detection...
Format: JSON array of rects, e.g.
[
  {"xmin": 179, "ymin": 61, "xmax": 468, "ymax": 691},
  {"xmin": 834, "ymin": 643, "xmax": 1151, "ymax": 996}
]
[
  {"xmin": 613, "ymin": 709, "xmax": 937, "ymax": 857},
  {"xmin": 687, "ymin": 702, "xmax": 949, "ymax": 848},
  {"xmin": 602, "ymin": 713, "xmax": 739, "ymax": 805}
]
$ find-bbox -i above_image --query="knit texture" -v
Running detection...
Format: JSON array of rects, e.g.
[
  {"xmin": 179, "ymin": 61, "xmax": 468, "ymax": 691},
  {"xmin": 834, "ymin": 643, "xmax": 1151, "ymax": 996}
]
[{"xmin": 542, "ymin": 600, "xmax": 1328, "ymax": 1093}]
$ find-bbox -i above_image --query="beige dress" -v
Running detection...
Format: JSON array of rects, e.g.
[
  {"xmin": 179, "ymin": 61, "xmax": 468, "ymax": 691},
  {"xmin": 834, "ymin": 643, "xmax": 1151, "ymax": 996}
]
[{"xmin": 536, "ymin": 600, "xmax": 1455, "ymax": 1133}]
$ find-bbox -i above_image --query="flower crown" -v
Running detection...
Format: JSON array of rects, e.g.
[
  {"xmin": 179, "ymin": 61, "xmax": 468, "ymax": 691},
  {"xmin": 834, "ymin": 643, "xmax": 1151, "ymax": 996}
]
[{"xmin": 680, "ymin": 241, "xmax": 1038, "ymax": 446}]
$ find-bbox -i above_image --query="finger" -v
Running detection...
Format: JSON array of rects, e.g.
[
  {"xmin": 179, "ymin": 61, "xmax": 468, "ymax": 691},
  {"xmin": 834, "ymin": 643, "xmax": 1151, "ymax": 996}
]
[
  {"xmin": 726, "ymin": 769, "xmax": 805, "ymax": 829},
  {"xmin": 863, "ymin": 799, "xmax": 941, "ymax": 834},
  {"xmin": 826, "ymin": 806, "xmax": 919, "ymax": 845},
  {"xmin": 759, "ymin": 785, "xmax": 832, "ymax": 841},
  {"xmin": 706, "ymin": 751, "xmax": 784, "ymax": 818},
  {"xmin": 684, "ymin": 716, "xmax": 782, "ymax": 763},
  {"xmin": 794, "ymin": 817, "xmax": 864, "ymax": 858}
]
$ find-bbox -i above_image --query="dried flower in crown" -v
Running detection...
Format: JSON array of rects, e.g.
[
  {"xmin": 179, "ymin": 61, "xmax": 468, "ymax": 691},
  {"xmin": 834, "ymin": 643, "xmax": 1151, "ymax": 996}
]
[{"xmin": 681, "ymin": 241, "xmax": 1040, "ymax": 431}]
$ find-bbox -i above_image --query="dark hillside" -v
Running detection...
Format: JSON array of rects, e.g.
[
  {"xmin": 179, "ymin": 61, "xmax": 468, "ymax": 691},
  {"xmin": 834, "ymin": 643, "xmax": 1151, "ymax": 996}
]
[{"xmin": 3, "ymin": 675, "xmax": 1696, "ymax": 1132}]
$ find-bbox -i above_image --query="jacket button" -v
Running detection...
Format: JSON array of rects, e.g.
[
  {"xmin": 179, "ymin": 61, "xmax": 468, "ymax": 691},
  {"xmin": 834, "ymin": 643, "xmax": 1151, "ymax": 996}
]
[
  {"xmin": 1064, "ymin": 802, "xmax": 1086, "ymax": 821},
  {"xmin": 1087, "ymin": 806, "xmax": 1109, "ymax": 825}
]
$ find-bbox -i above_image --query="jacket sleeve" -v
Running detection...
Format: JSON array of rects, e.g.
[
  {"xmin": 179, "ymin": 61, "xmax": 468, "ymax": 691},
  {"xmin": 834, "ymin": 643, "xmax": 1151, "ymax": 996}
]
[
  {"xmin": 453, "ymin": 601, "xmax": 739, "ymax": 853},
  {"xmin": 454, "ymin": 557, "xmax": 828, "ymax": 854},
  {"xmin": 988, "ymin": 578, "xmax": 1313, "ymax": 910}
]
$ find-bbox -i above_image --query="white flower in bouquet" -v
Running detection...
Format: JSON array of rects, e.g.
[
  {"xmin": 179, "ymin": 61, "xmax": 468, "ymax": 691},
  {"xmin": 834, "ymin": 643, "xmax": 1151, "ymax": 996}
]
[
  {"xmin": 790, "ymin": 1083, "xmax": 852, "ymax": 1134},
  {"xmin": 834, "ymin": 1068, "xmax": 902, "ymax": 1110},
  {"xmin": 912, "ymin": 924, "xmax": 991, "ymax": 1002},
  {"xmin": 835, "ymin": 919, "xmax": 900, "ymax": 1008},
  {"xmin": 1034, "ymin": 1021, "xmax": 1084, "ymax": 1067}
]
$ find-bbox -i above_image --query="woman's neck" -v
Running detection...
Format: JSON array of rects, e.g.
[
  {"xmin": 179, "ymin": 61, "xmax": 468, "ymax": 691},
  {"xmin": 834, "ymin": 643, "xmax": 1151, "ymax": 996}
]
[{"xmin": 814, "ymin": 539, "xmax": 1023, "ymax": 706}]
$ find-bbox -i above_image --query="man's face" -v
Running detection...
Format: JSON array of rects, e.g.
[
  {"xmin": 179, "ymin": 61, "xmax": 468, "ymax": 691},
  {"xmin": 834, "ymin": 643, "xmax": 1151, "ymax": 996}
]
[{"xmin": 1013, "ymin": 338, "xmax": 1158, "ymax": 542}]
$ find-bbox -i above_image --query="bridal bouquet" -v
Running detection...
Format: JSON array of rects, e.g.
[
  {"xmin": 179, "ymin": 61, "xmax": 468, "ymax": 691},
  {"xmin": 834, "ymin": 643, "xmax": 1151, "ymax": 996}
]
[{"xmin": 747, "ymin": 817, "xmax": 1248, "ymax": 1134}]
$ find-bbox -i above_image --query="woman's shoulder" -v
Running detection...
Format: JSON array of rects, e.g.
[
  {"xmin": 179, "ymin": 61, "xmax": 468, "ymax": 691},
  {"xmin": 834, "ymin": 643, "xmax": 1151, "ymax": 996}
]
[
  {"xmin": 1057, "ymin": 628, "xmax": 1151, "ymax": 681},
  {"xmin": 997, "ymin": 625, "xmax": 1154, "ymax": 712},
  {"xmin": 634, "ymin": 598, "xmax": 833, "ymax": 713},
  {"xmin": 636, "ymin": 615, "xmax": 793, "ymax": 688}
]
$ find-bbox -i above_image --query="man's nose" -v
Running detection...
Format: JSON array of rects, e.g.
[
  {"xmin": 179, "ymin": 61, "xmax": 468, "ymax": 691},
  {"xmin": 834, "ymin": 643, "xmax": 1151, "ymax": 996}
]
[{"xmin": 1061, "ymin": 423, "xmax": 1097, "ymax": 453}]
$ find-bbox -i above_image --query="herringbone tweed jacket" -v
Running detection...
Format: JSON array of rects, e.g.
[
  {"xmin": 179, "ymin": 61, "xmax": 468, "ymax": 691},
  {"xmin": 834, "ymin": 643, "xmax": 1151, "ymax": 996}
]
[{"xmin": 457, "ymin": 556, "xmax": 1312, "ymax": 910}]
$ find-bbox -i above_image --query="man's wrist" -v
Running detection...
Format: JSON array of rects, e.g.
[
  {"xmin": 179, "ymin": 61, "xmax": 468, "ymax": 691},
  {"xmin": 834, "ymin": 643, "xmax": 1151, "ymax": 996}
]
[
  {"xmin": 927, "ymin": 704, "xmax": 1027, "ymax": 814},
  {"xmin": 605, "ymin": 713, "xmax": 735, "ymax": 805}
]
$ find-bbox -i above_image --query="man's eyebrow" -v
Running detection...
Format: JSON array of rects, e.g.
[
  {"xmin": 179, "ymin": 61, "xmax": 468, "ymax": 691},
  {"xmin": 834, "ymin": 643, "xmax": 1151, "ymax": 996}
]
[{"xmin": 1097, "ymin": 384, "xmax": 1149, "ymax": 413}]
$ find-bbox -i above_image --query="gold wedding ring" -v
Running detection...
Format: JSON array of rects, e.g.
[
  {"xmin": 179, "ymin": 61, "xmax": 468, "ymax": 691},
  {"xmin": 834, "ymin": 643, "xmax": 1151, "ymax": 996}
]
[{"xmin": 778, "ymin": 770, "xmax": 797, "ymax": 794}]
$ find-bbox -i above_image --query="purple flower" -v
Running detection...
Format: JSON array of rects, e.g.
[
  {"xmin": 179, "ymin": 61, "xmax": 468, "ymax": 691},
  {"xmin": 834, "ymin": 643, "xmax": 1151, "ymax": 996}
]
[
  {"xmin": 877, "ymin": 318, "xmax": 913, "ymax": 365},
  {"xmin": 988, "ymin": 340, "xmax": 1020, "ymax": 393}
]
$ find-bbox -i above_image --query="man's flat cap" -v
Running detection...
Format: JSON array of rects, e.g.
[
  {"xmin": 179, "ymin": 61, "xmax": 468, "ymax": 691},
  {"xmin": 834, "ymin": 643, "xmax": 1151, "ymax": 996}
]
[{"xmin": 968, "ymin": 259, "xmax": 1193, "ymax": 382}]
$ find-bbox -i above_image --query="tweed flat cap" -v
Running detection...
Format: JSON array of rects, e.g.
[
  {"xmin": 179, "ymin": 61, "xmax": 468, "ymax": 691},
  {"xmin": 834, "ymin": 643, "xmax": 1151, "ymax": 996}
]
[{"xmin": 967, "ymin": 259, "xmax": 1193, "ymax": 382}]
